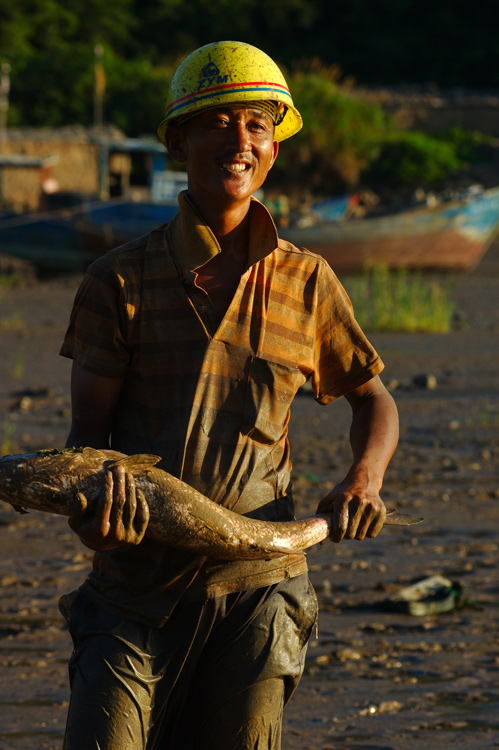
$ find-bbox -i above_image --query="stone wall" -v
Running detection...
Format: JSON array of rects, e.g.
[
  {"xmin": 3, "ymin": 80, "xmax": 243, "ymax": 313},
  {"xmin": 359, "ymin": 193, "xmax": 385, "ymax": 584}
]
[
  {"xmin": 0, "ymin": 162, "xmax": 48, "ymax": 213},
  {"xmin": 0, "ymin": 125, "xmax": 124, "ymax": 212}
]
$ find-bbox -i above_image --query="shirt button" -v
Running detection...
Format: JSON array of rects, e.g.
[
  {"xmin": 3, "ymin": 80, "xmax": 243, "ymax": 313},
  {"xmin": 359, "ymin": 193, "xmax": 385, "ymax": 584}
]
[{"xmin": 240, "ymin": 473, "xmax": 249, "ymax": 485}]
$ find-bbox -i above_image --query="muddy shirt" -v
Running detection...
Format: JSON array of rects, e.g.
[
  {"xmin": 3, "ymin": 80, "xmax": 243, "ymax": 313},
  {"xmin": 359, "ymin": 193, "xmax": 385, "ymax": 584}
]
[{"xmin": 60, "ymin": 192, "xmax": 384, "ymax": 626}]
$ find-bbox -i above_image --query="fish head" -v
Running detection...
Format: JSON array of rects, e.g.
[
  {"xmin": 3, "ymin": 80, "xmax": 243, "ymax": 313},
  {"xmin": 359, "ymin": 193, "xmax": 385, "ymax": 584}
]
[{"xmin": 0, "ymin": 448, "xmax": 109, "ymax": 507}]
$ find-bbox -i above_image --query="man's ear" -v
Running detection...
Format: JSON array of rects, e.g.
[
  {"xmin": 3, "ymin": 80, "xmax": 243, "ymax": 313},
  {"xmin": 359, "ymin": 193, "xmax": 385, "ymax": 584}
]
[{"xmin": 164, "ymin": 125, "xmax": 187, "ymax": 163}]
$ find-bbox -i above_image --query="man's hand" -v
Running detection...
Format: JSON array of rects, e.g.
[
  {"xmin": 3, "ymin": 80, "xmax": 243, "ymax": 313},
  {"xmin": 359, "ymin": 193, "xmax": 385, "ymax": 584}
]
[
  {"xmin": 316, "ymin": 470, "xmax": 387, "ymax": 543},
  {"xmin": 69, "ymin": 465, "xmax": 150, "ymax": 551},
  {"xmin": 315, "ymin": 376, "xmax": 397, "ymax": 544}
]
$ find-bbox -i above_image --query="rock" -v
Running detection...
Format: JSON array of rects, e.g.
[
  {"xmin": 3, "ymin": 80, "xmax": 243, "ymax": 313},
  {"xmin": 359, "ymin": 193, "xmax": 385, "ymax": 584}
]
[
  {"xmin": 452, "ymin": 310, "xmax": 468, "ymax": 330},
  {"xmin": 385, "ymin": 378, "xmax": 400, "ymax": 391},
  {"xmin": 412, "ymin": 373, "xmax": 438, "ymax": 389}
]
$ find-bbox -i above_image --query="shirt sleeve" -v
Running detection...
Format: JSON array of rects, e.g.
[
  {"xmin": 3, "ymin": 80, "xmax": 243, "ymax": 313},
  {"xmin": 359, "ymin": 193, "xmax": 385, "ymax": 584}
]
[
  {"xmin": 312, "ymin": 261, "xmax": 384, "ymax": 404},
  {"xmin": 59, "ymin": 252, "xmax": 134, "ymax": 378}
]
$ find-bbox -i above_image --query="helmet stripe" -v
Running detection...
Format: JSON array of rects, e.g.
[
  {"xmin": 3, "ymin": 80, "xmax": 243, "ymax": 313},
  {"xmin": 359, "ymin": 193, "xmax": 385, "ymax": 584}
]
[{"xmin": 167, "ymin": 81, "xmax": 293, "ymax": 117}]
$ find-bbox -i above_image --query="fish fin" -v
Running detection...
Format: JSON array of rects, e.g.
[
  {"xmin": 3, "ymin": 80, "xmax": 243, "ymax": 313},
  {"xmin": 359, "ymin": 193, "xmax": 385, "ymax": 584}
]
[
  {"xmin": 80, "ymin": 447, "xmax": 115, "ymax": 461},
  {"xmin": 385, "ymin": 508, "xmax": 424, "ymax": 526},
  {"xmin": 11, "ymin": 503, "xmax": 29, "ymax": 515},
  {"xmin": 107, "ymin": 453, "xmax": 162, "ymax": 471}
]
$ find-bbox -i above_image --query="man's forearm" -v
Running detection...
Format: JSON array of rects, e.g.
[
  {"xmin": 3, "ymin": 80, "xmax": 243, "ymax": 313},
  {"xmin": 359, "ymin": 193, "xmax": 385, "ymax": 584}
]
[
  {"xmin": 316, "ymin": 376, "xmax": 399, "ymax": 541},
  {"xmin": 346, "ymin": 379, "xmax": 399, "ymax": 490}
]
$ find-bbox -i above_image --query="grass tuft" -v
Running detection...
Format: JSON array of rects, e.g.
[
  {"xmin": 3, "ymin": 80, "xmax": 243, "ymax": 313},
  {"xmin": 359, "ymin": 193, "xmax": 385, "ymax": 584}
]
[
  {"xmin": 0, "ymin": 273, "xmax": 27, "ymax": 290},
  {"xmin": 343, "ymin": 265, "xmax": 455, "ymax": 333},
  {"xmin": 1, "ymin": 418, "xmax": 16, "ymax": 456}
]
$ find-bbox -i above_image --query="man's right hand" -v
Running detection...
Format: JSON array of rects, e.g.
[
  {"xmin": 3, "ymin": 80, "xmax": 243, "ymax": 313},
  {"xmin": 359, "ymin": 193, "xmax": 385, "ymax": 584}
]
[{"xmin": 68, "ymin": 465, "xmax": 150, "ymax": 551}]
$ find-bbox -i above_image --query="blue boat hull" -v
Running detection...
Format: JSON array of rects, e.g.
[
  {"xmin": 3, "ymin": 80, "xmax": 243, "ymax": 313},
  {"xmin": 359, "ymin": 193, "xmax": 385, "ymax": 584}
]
[
  {"xmin": 0, "ymin": 200, "xmax": 179, "ymax": 273},
  {"xmin": 283, "ymin": 188, "xmax": 499, "ymax": 272}
]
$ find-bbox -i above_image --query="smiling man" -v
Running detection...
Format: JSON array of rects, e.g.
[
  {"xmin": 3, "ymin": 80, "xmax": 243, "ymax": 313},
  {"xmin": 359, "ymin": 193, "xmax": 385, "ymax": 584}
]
[{"xmin": 60, "ymin": 42, "xmax": 398, "ymax": 749}]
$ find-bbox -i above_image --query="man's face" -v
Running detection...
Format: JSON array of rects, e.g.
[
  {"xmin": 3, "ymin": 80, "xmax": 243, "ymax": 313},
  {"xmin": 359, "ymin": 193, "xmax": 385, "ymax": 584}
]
[{"xmin": 166, "ymin": 105, "xmax": 279, "ymax": 208}]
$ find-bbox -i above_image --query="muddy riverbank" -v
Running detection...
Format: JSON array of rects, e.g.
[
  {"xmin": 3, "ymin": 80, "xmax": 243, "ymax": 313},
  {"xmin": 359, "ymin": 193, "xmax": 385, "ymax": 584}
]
[{"xmin": 0, "ymin": 241, "xmax": 498, "ymax": 749}]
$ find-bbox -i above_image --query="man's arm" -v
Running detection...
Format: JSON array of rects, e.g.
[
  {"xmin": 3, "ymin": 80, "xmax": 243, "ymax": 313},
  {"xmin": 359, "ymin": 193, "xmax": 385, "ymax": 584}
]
[
  {"xmin": 65, "ymin": 361, "xmax": 149, "ymax": 551},
  {"xmin": 65, "ymin": 361, "xmax": 124, "ymax": 450},
  {"xmin": 316, "ymin": 375, "xmax": 399, "ymax": 543}
]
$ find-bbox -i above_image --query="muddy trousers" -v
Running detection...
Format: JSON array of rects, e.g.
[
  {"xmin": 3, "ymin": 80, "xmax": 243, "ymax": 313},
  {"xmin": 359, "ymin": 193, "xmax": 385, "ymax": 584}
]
[{"xmin": 62, "ymin": 574, "xmax": 318, "ymax": 750}]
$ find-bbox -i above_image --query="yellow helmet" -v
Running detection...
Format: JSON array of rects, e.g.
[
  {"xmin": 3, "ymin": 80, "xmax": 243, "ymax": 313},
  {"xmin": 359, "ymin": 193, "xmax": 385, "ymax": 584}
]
[{"xmin": 157, "ymin": 41, "xmax": 302, "ymax": 145}]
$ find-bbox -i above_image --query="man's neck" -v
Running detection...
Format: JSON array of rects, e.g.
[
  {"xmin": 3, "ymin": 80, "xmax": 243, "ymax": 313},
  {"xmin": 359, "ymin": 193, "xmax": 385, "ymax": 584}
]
[
  {"xmin": 188, "ymin": 192, "xmax": 252, "ymax": 257},
  {"xmin": 186, "ymin": 193, "xmax": 253, "ymax": 324}
]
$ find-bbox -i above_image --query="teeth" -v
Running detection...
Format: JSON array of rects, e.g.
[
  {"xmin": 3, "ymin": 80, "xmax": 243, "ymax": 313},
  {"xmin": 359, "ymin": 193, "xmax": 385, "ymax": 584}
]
[{"xmin": 221, "ymin": 162, "xmax": 247, "ymax": 172}]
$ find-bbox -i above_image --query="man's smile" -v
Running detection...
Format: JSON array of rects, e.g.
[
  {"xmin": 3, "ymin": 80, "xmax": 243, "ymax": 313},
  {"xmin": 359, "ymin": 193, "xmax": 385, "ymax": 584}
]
[{"xmin": 219, "ymin": 161, "xmax": 250, "ymax": 173}]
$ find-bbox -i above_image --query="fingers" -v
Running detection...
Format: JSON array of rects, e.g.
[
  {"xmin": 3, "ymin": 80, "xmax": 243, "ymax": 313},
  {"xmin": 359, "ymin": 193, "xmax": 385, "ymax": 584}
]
[
  {"xmin": 364, "ymin": 507, "xmax": 386, "ymax": 539},
  {"xmin": 110, "ymin": 465, "xmax": 128, "ymax": 533},
  {"xmin": 68, "ymin": 467, "xmax": 149, "ymax": 550},
  {"xmin": 68, "ymin": 491, "xmax": 88, "ymax": 533},
  {"xmin": 320, "ymin": 493, "xmax": 386, "ymax": 544},
  {"xmin": 108, "ymin": 467, "xmax": 149, "ymax": 544},
  {"xmin": 330, "ymin": 501, "xmax": 349, "ymax": 544}
]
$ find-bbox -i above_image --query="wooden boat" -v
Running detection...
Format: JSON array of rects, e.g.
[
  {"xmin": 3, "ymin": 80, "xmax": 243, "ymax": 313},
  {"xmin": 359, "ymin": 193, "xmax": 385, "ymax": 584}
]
[
  {"xmin": 2, "ymin": 187, "xmax": 499, "ymax": 275},
  {"xmin": 0, "ymin": 210, "xmax": 85, "ymax": 273},
  {"xmin": 283, "ymin": 187, "xmax": 499, "ymax": 273},
  {"xmin": 0, "ymin": 200, "xmax": 178, "ymax": 273},
  {"xmin": 74, "ymin": 200, "xmax": 178, "ymax": 256}
]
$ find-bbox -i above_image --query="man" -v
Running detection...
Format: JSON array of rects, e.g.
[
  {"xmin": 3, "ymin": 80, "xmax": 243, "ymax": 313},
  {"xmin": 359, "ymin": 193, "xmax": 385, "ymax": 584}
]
[{"xmin": 60, "ymin": 41, "xmax": 399, "ymax": 749}]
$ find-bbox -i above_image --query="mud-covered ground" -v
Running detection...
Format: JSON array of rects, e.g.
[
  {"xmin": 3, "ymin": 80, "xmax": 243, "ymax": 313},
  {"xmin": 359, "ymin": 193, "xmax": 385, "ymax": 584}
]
[{"xmin": 0, "ymin": 241, "xmax": 498, "ymax": 750}]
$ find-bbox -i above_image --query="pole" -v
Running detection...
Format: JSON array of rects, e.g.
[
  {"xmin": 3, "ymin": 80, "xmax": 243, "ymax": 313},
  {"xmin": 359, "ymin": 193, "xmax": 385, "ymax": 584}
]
[
  {"xmin": 0, "ymin": 60, "xmax": 11, "ymax": 144},
  {"xmin": 94, "ymin": 45, "xmax": 105, "ymax": 128}
]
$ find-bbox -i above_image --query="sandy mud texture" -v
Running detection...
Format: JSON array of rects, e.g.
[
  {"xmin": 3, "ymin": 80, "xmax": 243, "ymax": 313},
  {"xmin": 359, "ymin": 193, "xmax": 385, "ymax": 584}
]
[{"xmin": 0, "ymin": 242, "xmax": 498, "ymax": 750}]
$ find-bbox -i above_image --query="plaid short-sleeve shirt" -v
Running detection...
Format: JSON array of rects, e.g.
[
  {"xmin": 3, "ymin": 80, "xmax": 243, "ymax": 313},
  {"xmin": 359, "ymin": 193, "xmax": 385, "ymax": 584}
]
[{"xmin": 61, "ymin": 193, "xmax": 384, "ymax": 625}]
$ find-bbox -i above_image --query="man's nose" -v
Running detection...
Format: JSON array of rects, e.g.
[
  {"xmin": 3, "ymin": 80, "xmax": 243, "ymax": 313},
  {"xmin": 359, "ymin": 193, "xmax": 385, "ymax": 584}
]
[{"xmin": 227, "ymin": 121, "xmax": 251, "ymax": 152}]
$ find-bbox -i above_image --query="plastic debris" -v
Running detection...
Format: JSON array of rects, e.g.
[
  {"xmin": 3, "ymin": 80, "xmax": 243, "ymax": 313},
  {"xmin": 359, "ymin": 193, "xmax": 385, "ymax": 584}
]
[{"xmin": 382, "ymin": 574, "xmax": 464, "ymax": 616}]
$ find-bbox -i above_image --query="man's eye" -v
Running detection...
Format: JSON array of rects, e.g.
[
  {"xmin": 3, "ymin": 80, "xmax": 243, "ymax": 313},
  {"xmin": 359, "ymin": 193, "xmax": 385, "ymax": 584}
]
[
  {"xmin": 250, "ymin": 121, "xmax": 268, "ymax": 132},
  {"xmin": 210, "ymin": 118, "xmax": 228, "ymax": 128}
]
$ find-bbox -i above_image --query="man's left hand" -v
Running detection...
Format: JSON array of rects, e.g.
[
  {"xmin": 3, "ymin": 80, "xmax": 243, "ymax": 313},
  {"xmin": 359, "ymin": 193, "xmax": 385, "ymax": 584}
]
[{"xmin": 315, "ymin": 473, "xmax": 386, "ymax": 543}]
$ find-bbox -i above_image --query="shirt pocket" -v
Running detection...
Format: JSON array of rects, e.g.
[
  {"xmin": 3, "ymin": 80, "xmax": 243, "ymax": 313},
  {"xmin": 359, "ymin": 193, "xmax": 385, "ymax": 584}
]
[{"xmin": 241, "ymin": 356, "xmax": 306, "ymax": 445}]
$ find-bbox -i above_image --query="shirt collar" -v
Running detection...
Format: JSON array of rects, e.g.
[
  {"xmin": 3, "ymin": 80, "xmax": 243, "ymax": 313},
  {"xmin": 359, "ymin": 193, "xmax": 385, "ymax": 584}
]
[{"xmin": 168, "ymin": 190, "xmax": 279, "ymax": 274}]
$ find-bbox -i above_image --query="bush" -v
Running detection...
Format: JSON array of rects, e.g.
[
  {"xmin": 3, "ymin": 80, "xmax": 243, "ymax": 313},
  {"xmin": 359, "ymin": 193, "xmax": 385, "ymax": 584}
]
[
  {"xmin": 272, "ymin": 64, "xmax": 478, "ymax": 194},
  {"xmin": 270, "ymin": 63, "xmax": 392, "ymax": 193},
  {"xmin": 367, "ymin": 131, "xmax": 464, "ymax": 187}
]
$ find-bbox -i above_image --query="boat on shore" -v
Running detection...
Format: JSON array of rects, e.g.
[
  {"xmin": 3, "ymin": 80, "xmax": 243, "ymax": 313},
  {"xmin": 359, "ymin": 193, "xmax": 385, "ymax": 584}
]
[
  {"xmin": 1, "ymin": 186, "xmax": 499, "ymax": 275},
  {"xmin": 282, "ymin": 186, "xmax": 499, "ymax": 273},
  {"xmin": 0, "ymin": 199, "xmax": 178, "ymax": 273},
  {"xmin": 73, "ymin": 200, "xmax": 178, "ymax": 256}
]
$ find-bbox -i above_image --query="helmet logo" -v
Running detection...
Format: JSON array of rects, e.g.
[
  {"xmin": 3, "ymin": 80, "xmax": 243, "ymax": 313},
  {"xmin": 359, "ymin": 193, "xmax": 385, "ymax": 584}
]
[
  {"xmin": 201, "ymin": 60, "xmax": 220, "ymax": 79},
  {"xmin": 197, "ymin": 57, "xmax": 229, "ymax": 91}
]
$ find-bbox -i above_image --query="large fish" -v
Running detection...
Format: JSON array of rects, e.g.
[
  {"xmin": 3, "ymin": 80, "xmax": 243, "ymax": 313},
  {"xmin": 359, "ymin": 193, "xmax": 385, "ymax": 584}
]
[{"xmin": 0, "ymin": 448, "xmax": 422, "ymax": 560}]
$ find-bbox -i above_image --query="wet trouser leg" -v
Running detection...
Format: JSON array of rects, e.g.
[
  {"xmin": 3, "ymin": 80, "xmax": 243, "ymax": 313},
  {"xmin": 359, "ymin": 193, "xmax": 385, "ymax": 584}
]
[{"xmin": 62, "ymin": 573, "xmax": 318, "ymax": 750}]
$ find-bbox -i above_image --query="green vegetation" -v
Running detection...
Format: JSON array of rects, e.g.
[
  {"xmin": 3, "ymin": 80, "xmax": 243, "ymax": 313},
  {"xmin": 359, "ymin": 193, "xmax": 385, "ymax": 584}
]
[
  {"xmin": 0, "ymin": 311, "xmax": 23, "ymax": 329},
  {"xmin": 12, "ymin": 350, "xmax": 25, "ymax": 379},
  {"xmin": 2, "ymin": 0, "xmax": 498, "ymax": 100},
  {"xmin": 1, "ymin": 418, "xmax": 16, "ymax": 456},
  {"xmin": 367, "ymin": 131, "xmax": 463, "ymax": 187},
  {"xmin": 342, "ymin": 265, "xmax": 455, "ymax": 333},
  {"xmin": 366, "ymin": 127, "xmax": 494, "ymax": 188},
  {"xmin": 0, "ymin": 2, "xmax": 495, "ymax": 193},
  {"xmin": 270, "ymin": 64, "xmax": 390, "ymax": 192},
  {"xmin": 0, "ymin": 274, "xmax": 28, "ymax": 291},
  {"xmin": 270, "ymin": 67, "xmax": 487, "ymax": 193},
  {"xmin": 477, "ymin": 405, "xmax": 499, "ymax": 426}
]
